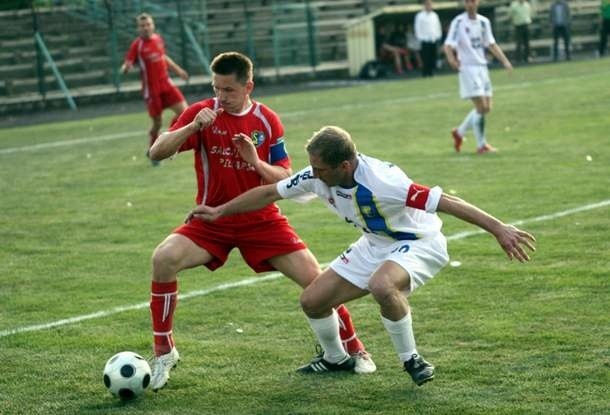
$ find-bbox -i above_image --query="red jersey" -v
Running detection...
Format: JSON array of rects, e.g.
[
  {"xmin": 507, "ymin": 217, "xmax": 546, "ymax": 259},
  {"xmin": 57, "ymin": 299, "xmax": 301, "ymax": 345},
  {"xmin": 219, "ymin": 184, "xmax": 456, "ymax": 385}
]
[
  {"xmin": 125, "ymin": 34, "xmax": 171, "ymax": 98},
  {"xmin": 171, "ymin": 98, "xmax": 291, "ymax": 223}
]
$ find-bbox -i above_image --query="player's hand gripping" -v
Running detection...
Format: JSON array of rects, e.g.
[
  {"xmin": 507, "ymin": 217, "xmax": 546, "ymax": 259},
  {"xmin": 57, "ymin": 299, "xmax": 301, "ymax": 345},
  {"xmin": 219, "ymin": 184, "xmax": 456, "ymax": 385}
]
[
  {"xmin": 192, "ymin": 108, "xmax": 223, "ymax": 131},
  {"xmin": 185, "ymin": 204, "xmax": 222, "ymax": 223},
  {"xmin": 232, "ymin": 133, "xmax": 259, "ymax": 166},
  {"xmin": 494, "ymin": 224, "xmax": 536, "ymax": 262}
]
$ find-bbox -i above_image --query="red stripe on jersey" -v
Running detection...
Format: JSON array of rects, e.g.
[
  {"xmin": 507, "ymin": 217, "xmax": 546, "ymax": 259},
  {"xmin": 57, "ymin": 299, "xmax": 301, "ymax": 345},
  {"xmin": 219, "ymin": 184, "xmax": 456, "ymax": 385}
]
[{"xmin": 406, "ymin": 183, "xmax": 430, "ymax": 210}]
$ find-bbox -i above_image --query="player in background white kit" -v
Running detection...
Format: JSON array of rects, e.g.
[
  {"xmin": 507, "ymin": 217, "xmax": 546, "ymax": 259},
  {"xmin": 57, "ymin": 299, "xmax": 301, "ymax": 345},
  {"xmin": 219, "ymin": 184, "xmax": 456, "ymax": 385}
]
[
  {"xmin": 444, "ymin": 0, "xmax": 513, "ymax": 154},
  {"xmin": 186, "ymin": 126, "xmax": 536, "ymax": 387}
]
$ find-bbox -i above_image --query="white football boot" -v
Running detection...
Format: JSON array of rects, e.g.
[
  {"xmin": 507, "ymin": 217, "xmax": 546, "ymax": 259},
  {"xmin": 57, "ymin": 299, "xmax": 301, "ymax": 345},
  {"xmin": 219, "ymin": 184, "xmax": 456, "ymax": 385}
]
[
  {"xmin": 352, "ymin": 350, "xmax": 377, "ymax": 374},
  {"xmin": 149, "ymin": 347, "xmax": 180, "ymax": 391}
]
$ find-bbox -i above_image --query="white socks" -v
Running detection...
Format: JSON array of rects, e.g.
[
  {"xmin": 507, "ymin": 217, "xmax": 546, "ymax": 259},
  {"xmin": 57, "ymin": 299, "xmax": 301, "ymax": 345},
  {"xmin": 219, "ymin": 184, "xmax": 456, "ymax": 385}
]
[
  {"xmin": 471, "ymin": 111, "xmax": 486, "ymax": 148},
  {"xmin": 457, "ymin": 109, "xmax": 476, "ymax": 136},
  {"xmin": 458, "ymin": 109, "xmax": 486, "ymax": 148},
  {"xmin": 381, "ymin": 312, "xmax": 417, "ymax": 363},
  {"xmin": 307, "ymin": 309, "xmax": 348, "ymax": 363}
]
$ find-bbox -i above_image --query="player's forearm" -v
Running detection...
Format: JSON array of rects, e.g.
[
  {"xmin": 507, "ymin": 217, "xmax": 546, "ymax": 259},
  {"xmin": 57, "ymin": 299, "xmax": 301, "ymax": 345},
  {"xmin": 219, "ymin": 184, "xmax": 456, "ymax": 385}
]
[
  {"xmin": 149, "ymin": 123, "xmax": 198, "ymax": 160},
  {"xmin": 489, "ymin": 44, "xmax": 511, "ymax": 68},
  {"xmin": 437, "ymin": 193, "xmax": 505, "ymax": 236},
  {"xmin": 443, "ymin": 46, "xmax": 457, "ymax": 67},
  {"xmin": 252, "ymin": 160, "xmax": 292, "ymax": 184},
  {"xmin": 219, "ymin": 184, "xmax": 282, "ymax": 216},
  {"xmin": 165, "ymin": 56, "xmax": 186, "ymax": 76}
]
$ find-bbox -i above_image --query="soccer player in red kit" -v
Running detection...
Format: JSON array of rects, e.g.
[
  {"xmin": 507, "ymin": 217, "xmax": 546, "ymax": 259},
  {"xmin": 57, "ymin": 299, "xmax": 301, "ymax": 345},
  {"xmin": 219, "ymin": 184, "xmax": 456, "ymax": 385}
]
[
  {"xmin": 146, "ymin": 52, "xmax": 376, "ymax": 390},
  {"xmin": 121, "ymin": 13, "xmax": 188, "ymax": 165}
]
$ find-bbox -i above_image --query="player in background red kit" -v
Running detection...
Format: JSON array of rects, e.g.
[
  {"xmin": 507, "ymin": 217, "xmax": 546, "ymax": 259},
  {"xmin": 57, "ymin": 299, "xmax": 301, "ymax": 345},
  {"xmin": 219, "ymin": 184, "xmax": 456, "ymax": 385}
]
[
  {"xmin": 121, "ymin": 13, "xmax": 189, "ymax": 166},
  {"xmin": 145, "ymin": 52, "xmax": 376, "ymax": 391}
]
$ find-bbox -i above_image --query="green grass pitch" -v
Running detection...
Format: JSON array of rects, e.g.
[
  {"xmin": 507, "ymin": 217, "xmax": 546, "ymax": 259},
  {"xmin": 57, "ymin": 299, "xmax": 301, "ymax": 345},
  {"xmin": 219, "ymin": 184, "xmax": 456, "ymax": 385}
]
[{"xmin": 0, "ymin": 59, "xmax": 609, "ymax": 414}]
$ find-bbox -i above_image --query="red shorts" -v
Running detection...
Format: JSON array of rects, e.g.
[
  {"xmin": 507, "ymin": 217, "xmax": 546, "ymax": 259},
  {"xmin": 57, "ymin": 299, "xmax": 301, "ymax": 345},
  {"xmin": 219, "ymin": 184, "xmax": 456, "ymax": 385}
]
[
  {"xmin": 173, "ymin": 215, "xmax": 308, "ymax": 273},
  {"xmin": 145, "ymin": 81, "xmax": 185, "ymax": 117}
]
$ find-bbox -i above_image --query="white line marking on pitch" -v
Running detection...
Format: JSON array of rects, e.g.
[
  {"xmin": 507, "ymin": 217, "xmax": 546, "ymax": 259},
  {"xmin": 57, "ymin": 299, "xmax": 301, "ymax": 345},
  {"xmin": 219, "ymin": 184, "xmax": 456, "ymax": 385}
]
[
  {"xmin": 0, "ymin": 131, "xmax": 140, "ymax": 155},
  {"xmin": 1, "ymin": 198, "xmax": 608, "ymax": 338},
  {"xmin": 2, "ymin": 69, "xmax": 607, "ymax": 155}
]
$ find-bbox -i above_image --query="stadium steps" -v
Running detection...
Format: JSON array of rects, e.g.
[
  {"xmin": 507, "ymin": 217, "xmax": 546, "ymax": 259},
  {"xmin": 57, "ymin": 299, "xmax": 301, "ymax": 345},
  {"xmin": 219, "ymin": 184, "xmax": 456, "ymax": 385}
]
[
  {"xmin": 0, "ymin": 60, "xmax": 348, "ymax": 115},
  {"xmin": 0, "ymin": 0, "xmax": 600, "ymax": 115}
]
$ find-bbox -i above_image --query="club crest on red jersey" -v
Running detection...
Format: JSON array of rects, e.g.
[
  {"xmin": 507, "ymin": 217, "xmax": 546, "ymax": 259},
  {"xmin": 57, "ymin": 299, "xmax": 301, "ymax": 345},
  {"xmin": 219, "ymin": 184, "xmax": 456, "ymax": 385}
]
[{"xmin": 251, "ymin": 130, "xmax": 265, "ymax": 147}]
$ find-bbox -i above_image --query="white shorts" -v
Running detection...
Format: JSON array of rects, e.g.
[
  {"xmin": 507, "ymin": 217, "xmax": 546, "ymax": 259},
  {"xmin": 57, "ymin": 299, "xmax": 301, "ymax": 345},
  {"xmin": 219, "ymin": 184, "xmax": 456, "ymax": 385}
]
[
  {"xmin": 459, "ymin": 65, "xmax": 492, "ymax": 99},
  {"xmin": 329, "ymin": 233, "xmax": 449, "ymax": 294}
]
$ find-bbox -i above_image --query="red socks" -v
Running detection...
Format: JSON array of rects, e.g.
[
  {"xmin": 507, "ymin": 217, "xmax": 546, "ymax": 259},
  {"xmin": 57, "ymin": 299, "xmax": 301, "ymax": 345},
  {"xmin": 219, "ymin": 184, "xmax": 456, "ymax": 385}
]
[
  {"xmin": 150, "ymin": 280, "xmax": 178, "ymax": 356},
  {"xmin": 336, "ymin": 304, "xmax": 365, "ymax": 354},
  {"xmin": 150, "ymin": 284, "xmax": 363, "ymax": 357}
]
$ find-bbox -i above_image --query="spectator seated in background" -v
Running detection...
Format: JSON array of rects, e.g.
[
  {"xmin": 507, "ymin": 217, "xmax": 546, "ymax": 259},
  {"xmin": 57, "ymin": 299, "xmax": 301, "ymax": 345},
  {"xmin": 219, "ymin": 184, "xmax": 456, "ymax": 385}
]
[
  {"xmin": 375, "ymin": 24, "xmax": 413, "ymax": 74},
  {"xmin": 406, "ymin": 25, "xmax": 423, "ymax": 72}
]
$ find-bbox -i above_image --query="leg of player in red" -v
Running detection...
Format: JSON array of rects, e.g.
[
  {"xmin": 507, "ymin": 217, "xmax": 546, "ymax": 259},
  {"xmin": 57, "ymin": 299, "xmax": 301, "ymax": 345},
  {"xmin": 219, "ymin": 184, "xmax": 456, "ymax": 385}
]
[
  {"xmin": 335, "ymin": 304, "xmax": 375, "ymax": 373},
  {"xmin": 149, "ymin": 280, "xmax": 180, "ymax": 390},
  {"xmin": 147, "ymin": 87, "xmax": 187, "ymax": 167},
  {"xmin": 148, "ymin": 233, "xmax": 199, "ymax": 391}
]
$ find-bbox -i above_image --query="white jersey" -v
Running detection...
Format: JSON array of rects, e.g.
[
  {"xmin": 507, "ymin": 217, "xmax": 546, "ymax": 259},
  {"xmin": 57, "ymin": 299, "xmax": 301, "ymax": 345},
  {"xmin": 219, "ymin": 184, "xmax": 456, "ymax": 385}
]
[
  {"xmin": 444, "ymin": 12, "xmax": 496, "ymax": 66},
  {"xmin": 276, "ymin": 154, "xmax": 443, "ymax": 245}
]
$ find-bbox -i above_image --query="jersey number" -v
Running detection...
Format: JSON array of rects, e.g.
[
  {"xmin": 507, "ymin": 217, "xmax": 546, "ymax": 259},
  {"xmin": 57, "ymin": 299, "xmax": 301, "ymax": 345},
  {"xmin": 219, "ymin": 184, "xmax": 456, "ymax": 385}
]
[{"xmin": 391, "ymin": 244, "xmax": 410, "ymax": 254}]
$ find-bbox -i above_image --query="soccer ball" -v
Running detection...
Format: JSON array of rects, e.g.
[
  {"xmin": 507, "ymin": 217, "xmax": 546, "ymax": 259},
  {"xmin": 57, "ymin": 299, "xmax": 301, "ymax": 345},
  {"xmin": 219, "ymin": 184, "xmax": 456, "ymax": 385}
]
[{"xmin": 103, "ymin": 351, "xmax": 151, "ymax": 400}]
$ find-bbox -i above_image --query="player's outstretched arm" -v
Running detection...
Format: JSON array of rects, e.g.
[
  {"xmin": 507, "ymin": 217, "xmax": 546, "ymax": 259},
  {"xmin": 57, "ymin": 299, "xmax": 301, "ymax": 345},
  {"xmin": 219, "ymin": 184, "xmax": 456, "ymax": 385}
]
[
  {"xmin": 437, "ymin": 193, "xmax": 536, "ymax": 262},
  {"xmin": 488, "ymin": 44, "xmax": 513, "ymax": 72},
  {"xmin": 186, "ymin": 183, "xmax": 282, "ymax": 223},
  {"xmin": 165, "ymin": 55, "xmax": 189, "ymax": 80},
  {"xmin": 443, "ymin": 45, "xmax": 460, "ymax": 71}
]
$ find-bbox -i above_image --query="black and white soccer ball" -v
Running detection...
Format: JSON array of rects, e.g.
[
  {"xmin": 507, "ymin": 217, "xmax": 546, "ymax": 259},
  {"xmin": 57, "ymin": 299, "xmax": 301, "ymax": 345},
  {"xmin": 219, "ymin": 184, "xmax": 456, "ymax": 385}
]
[{"xmin": 103, "ymin": 351, "xmax": 151, "ymax": 400}]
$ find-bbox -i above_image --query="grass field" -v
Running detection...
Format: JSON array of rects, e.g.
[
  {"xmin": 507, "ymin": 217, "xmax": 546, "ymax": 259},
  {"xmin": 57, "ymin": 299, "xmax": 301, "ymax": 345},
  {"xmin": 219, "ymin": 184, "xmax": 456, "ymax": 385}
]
[{"xmin": 1, "ymin": 59, "xmax": 609, "ymax": 415}]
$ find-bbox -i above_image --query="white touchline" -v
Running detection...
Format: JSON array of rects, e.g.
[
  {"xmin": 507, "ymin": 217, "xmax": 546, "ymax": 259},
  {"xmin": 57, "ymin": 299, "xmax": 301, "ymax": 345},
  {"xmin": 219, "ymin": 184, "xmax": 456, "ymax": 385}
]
[
  {"xmin": 0, "ymin": 131, "xmax": 141, "ymax": 155},
  {"xmin": 1, "ymin": 198, "xmax": 609, "ymax": 338},
  {"xmin": 2, "ymin": 69, "xmax": 608, "ymax": 155}
]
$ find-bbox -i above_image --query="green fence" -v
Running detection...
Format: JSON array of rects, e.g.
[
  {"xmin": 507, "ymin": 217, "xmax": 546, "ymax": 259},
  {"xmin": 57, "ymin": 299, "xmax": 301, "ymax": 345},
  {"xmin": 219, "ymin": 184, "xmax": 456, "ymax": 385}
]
[{"xmin": 0, "ymin": 0, "xmax": 348, "ymax": 107}]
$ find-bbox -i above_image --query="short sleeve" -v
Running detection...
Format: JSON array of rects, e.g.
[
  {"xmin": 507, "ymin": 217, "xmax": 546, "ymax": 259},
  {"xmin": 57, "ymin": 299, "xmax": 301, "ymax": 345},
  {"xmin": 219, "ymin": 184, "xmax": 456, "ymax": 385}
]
[
  {"xmin": 444, "ymin": 18, "xmax": 458, "ymax": 47},
  {"xmin": 265, "ymin": 111, "xmax": 290, "ymax": 169},
  {"xmin": 405, "ymin": 183, "xmax": 443, "ymax": 213},
  {"xmin": 276, "ymin": 166, "xmax": 317, "ymax": 203},
  {"xmin": 171, "ymin": 104, "xmax": 203, "ymax": 152},
  {"xmin": 125, "ymin": 39, "xmax": 138, "ymax": 64},
  {"xmin": 483, "ymin": 17, "xmax": 496, "ymax": 46}
]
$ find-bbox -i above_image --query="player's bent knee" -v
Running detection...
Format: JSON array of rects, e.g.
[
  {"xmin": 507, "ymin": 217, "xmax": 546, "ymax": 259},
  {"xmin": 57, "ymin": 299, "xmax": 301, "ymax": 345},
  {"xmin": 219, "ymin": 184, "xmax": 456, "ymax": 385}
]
[
  {"xmin": 151, "ymin": 241, "xmax": 185, "ymax": 275},
  {"xmin": 368, "ymin": 277, "xmax": 398, "ymax": 304},
  {"xmin": 299, "ymin": 289, "xmax": 328, "ymax": 317}
]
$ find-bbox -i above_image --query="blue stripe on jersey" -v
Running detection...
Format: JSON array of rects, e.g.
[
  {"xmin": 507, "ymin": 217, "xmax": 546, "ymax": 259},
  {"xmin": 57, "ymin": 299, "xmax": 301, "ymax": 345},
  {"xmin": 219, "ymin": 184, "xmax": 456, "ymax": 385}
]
[
  {"xmin": 355, "ymin": 184, "xmax": 418, "ymax": 241},
  {"xmin": 270, "ymin": 139, "xmax": 288, "ymax": 164}
]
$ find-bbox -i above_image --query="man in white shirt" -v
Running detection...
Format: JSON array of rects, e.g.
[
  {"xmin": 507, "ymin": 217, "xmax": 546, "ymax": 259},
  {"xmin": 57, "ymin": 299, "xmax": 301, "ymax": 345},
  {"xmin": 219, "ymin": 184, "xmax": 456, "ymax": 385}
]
[
  {"xmin": 186, "ymin": 125, "xmax": 536, "ymax": 387},
  {"xmin": 443, "ymin": 0, "xmax": 512, "ymax": 154},
  {"xmin": 414, "ymin": 0, "xmax": 442, "ymax": 77},
  {"xmin": 509, "ymin": 0, "xmax": 533, "ymax": 63}
]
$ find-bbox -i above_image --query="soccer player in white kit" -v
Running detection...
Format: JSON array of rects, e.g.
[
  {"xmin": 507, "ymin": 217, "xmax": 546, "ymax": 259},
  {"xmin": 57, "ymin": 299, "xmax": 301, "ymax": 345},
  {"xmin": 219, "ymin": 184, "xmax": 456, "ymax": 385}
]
[
  {"xmin": 444, "ymin": 0, "xmax": 513, "ymax": 154},
  {"xmin": 187, "ymin": 126, "xmax": 536, "ymax": 386}
]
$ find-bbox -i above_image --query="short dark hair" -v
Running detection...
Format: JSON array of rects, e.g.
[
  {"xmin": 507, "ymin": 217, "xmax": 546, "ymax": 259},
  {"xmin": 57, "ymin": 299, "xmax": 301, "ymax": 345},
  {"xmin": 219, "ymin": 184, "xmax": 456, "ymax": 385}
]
[
  {"xmin": 306, "ymin": 126, "xmax": 357, "ymax": 167},
  {"xmin": 136, "ymin": 13, "xmax": 153, "ymax": 23},
  {"xmin": 210, "ymin": 52, "xmax": 253, "ymax": 85}
]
